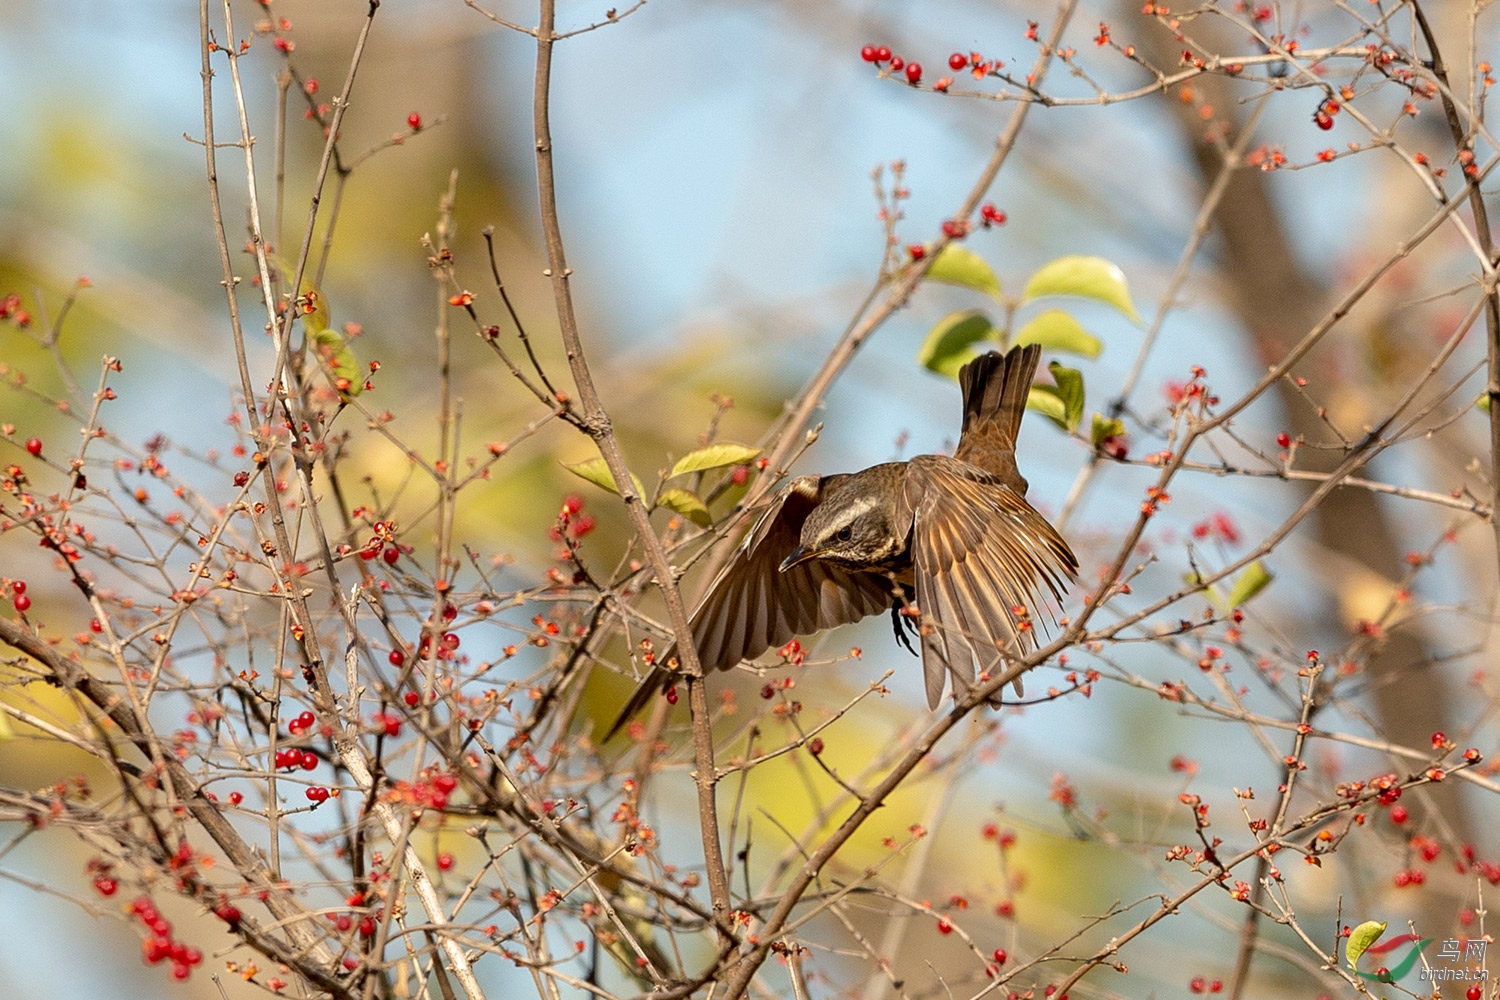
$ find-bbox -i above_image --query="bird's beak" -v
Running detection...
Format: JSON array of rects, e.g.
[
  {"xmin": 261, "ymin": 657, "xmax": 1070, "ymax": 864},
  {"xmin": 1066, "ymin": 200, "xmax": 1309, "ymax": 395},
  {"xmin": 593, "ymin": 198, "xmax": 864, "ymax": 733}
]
[{"xmin": 778, "ymin": 546, "xmax": 820, "ymax": 573}]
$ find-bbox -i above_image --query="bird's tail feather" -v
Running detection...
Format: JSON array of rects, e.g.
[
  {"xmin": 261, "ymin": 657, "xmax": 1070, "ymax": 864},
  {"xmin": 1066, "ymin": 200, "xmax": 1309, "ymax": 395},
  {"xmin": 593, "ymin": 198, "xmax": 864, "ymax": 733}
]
[{"xmin": 959, "ymin": 343, "xmax": 1040, "ymax": 449}]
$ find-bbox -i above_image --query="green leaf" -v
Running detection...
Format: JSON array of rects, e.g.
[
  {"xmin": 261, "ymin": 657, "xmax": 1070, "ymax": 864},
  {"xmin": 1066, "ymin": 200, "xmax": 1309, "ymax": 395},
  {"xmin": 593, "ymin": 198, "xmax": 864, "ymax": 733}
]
[
  {"xmin": 1043, "ymin": 361, "xmax": 1085, "ymax": 433},
  {"xmin": 1026, "ymin": 386, "xmax": 1069, "ymax": 429},
  {"xmin": 1182, "ymin": 572, "xmax": 1221, "ymax": 606},
  {"xmin": 272, "ymin": 253, "xmax": 333, "ymax": 335},
  {"xmin": 1224, "ymin": 561, "xmax": 1273, "ymax": 609},
  {"xmin": 1090, "ymin": 413, "xmax": 1125, "ymax": 447},
  {"xmin": 669, "ymin": 443, "xmax": 761, "ymax": 479},
  {"xmin": 563, "ymin": 457, "xmax": 644, "ymax": 498},
  {"xmin": 275, "ymin": 253, "xmax": 358, "ymax": 397},
  {"xmin": 655, "ymin": 488, "xmax": 712, "ymax": 527},
  {"xmin": 917, "ymin": 310, "xmax": 998, "ymax": 380},
  {"xmin": 1346, "ymin": 920, "xmax": 1387, "ymax": 969},
  {"xmin": 1015, "ymin": 309, "xmax": 1103, "ymax": 358},
  {"xmin": 926, "ymin": 245, "xmax": 1003, "ymax": 299},
  {"xmin": 1022, "ymin": 255, "xmax": 1141, "ymax": 323},
  {"xmin": 308, "ymin": 327, "xmax": 362, "ymax": 398}
]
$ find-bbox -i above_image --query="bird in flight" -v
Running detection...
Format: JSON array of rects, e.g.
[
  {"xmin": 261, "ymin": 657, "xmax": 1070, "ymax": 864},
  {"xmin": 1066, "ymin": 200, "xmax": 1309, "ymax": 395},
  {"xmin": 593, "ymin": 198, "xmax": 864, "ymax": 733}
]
[{"xmin": 607, "ymin": 344, "xmax": 1077, "ymax": 737}]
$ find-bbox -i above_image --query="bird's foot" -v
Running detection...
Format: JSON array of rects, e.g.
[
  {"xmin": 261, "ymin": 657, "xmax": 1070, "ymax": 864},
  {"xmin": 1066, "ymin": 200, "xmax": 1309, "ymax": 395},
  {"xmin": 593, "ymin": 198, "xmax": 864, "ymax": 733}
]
[{"xmin": 890, "ymin": 602, "xmax": 919, "ymax": 656}]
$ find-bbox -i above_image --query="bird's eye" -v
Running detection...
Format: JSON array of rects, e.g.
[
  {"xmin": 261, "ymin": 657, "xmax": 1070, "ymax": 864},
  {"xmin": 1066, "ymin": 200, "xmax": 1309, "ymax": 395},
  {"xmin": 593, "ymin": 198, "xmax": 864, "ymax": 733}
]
[{"xmin": 835, "ymin": 526, "xmax": 853, "ymax": 542}]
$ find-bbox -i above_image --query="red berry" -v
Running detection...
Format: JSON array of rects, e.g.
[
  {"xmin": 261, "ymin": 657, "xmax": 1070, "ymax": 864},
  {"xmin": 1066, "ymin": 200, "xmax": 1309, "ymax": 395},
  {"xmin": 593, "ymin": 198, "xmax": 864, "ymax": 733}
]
[
  {"xmin": 1276, "ymin": 432, "xmax": 1291, "ymax": 448},
  {"xmin": 13, "ymin": 594, "xmax": 30, "ymax": 612},
  {"xmin": 407, "ymin": 112, "xmax": 422, "ymax": 130},
  {"xmin": 861, "ymin": 45, "xmax": 878, "ymax": 62},
  {"xmin": 389, "ymin": 648, "xmax": 405, "ymax": 667},
  {"xmin": 809, "ymin": 737, "xmax": 824, "ymax": 755},
  {"xmin": 306, "ymin": 786, "xmax": 329, "ymax": 802},
  {"xmin": 437, "ymin": 852, "xmax": 455, "ymax": 871},
  {"xmin": 142, "ymin": 936, "xmax": 172, "ymax": 965},
  {"xmin": 1190, "ymin": 977, "xmax": 1206, "ymax": 994},
  {"xmin": 936, "ymin": 917, "xmax": 952, "ymax": 934},
  {"xmin": 665, "ymin": 685, "xmax": 678, "ymax": 705},
  {"xmin": 907, "ymin": 244, "xmax": 926, "ymax": 260},
  {"xmin": 383, "ymin": 547, "xmax": 399, "ymax": 565},
  {"xmin": 300, "ymin": 751, "xmax": 318, "ymax": 771},
  {"xmin": 980, "ymin": 203, "xmax": 1008, "ymax": 225},
  {"xmin": 875, "ymin": 46, "xmax": 891, "ymax": 62},
  {"xmin": 888, "ymin": 55, "xmax": 904, "ymax": 71},
  {"xmin": 1389, "ymin": 804, "xmax": 1409, "ymax": 823},
  {"xmin": 296, "ymin": 710, "xmax": 315, "ymax": 730},
  {"xmin": 948, "ymin": 52, "xmax": 968, "ymax": 71},
  {"xmin": 215, "ymin": 902, "xmax": 242, "ymax": 927},
  {"xmin": 992, "ymin": 948, "xmax": 1007, "ymax": 965},
  {"xmin": 1209, "ymin": 983, "xmax": 1222, "ymax": 994},
  {"xmin": 433, "ymin": 773, "xmax": 458, "ymax": 793},
  {"xmin": 905, "ymin": 62, "xmax": 923, "ymax": 83},
  {"xmin": 229, "ymin": 791, "xmax": 243, "ymax": 805},
  {"xmin": 404, "ymin": 691, "xmax": 420, "ymax": 707},
  {"xmin": 90, "ymin": 618, "xmax": 102, "ymax": 633},
  {"xmin": 1432, "ymin": 731, "xmax": 1447, "ymax": 747},
  {"xmin": 93, "ymin": 876, "xmax": 118, "ymax": 896},
  {"xmin": 1466, "ymin": 986, "xmax": 1481, "ymax": 1000},
  {"xmin": 12, "ymin": 581, "xmax": 26, "ymax": 596},
  {"xmin": 1313, "ymin": 111, "xmax": 1333, "ymax": 130},
  {"xmin": 24, "ymin": 437, "xmax": 42, "ymax": 457},
  {"xmin": 358, "ymin": 916, "xmax": 376, "ymax": 938}
]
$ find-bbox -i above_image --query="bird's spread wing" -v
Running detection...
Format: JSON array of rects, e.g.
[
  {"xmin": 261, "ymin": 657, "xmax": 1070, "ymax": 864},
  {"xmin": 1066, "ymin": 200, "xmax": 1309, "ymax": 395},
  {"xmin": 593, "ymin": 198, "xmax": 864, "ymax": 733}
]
[
  {"xmin": 688, "ymin": 475, "xmax": 895, "ymax": 673},
  {"xmin": 902, "ymin": 455, "xmax": 1078, "ymax": 708},
  {"xmin": 606, "ymin": 475, "xmax": 893, "ymax": 738}
]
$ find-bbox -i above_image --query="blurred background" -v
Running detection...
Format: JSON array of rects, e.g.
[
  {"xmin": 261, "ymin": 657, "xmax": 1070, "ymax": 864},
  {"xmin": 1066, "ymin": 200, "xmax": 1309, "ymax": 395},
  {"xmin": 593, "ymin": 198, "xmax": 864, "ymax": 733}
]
[{"xmin": 2, "ymin": 1, "xmax": 1498, "ymax": 997}]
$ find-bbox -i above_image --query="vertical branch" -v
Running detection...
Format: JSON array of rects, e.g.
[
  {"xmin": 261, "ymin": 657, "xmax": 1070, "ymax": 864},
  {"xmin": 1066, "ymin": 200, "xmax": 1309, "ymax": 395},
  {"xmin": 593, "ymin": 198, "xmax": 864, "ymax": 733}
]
[
  {"xmin": 1411, "ymin": 1, "xmax": 1500, "ymax": 581},
  {"xmin": 528, "ymin": 0, "xmax": 734, "ymax": 932}
]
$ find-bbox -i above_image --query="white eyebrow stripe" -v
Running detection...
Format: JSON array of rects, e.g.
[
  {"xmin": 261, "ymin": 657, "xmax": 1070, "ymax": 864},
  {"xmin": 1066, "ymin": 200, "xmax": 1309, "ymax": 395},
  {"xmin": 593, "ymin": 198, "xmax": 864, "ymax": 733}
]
[{"xmin": 825, "ymin": 494, "xmax": 881, "ymax": 534}]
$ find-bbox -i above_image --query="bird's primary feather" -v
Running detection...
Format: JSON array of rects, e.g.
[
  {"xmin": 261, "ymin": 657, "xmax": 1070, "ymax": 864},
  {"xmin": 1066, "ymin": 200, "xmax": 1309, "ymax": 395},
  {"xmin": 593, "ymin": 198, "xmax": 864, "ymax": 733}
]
[{"xmin": 899, "ymin": 455, "xmax": 1077, "ymax": 707}]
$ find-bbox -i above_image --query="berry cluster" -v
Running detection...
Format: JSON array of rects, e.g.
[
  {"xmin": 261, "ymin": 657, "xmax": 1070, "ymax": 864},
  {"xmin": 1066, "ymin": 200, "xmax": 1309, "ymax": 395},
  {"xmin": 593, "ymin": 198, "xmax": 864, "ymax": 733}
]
[
  {"xmin": 130, "ymin": 896, "xmax": 203, "ymax": 981},
  {"xmin": 8, "ymin": 579, "xmax": 29, "ymax": 613},
  {"xmin": 387, "ymin": 771, "xmax": 459, "ymax": 811},
  {"xmin": 0, "ymin": 292, "xmax": 30, "ymax": 328},
  {"xmin": 859, "ymin": 44, "xmax": 922, "ymax": 84}
]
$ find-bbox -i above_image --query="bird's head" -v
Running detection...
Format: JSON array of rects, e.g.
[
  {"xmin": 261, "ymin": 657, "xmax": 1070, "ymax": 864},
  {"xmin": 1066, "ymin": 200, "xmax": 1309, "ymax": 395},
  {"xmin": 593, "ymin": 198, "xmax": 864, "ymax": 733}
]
[{"xmin": 778, "ymin": 468, "xmax": 907, "ymax": 572}]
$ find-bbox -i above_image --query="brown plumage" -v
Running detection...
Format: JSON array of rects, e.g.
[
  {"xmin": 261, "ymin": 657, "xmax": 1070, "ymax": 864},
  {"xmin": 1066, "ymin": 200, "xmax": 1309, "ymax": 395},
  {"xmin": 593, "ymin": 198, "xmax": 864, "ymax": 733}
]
[{"xmin": 605, "ymin": 344, "xmax": 1077, "ymax": 738}]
